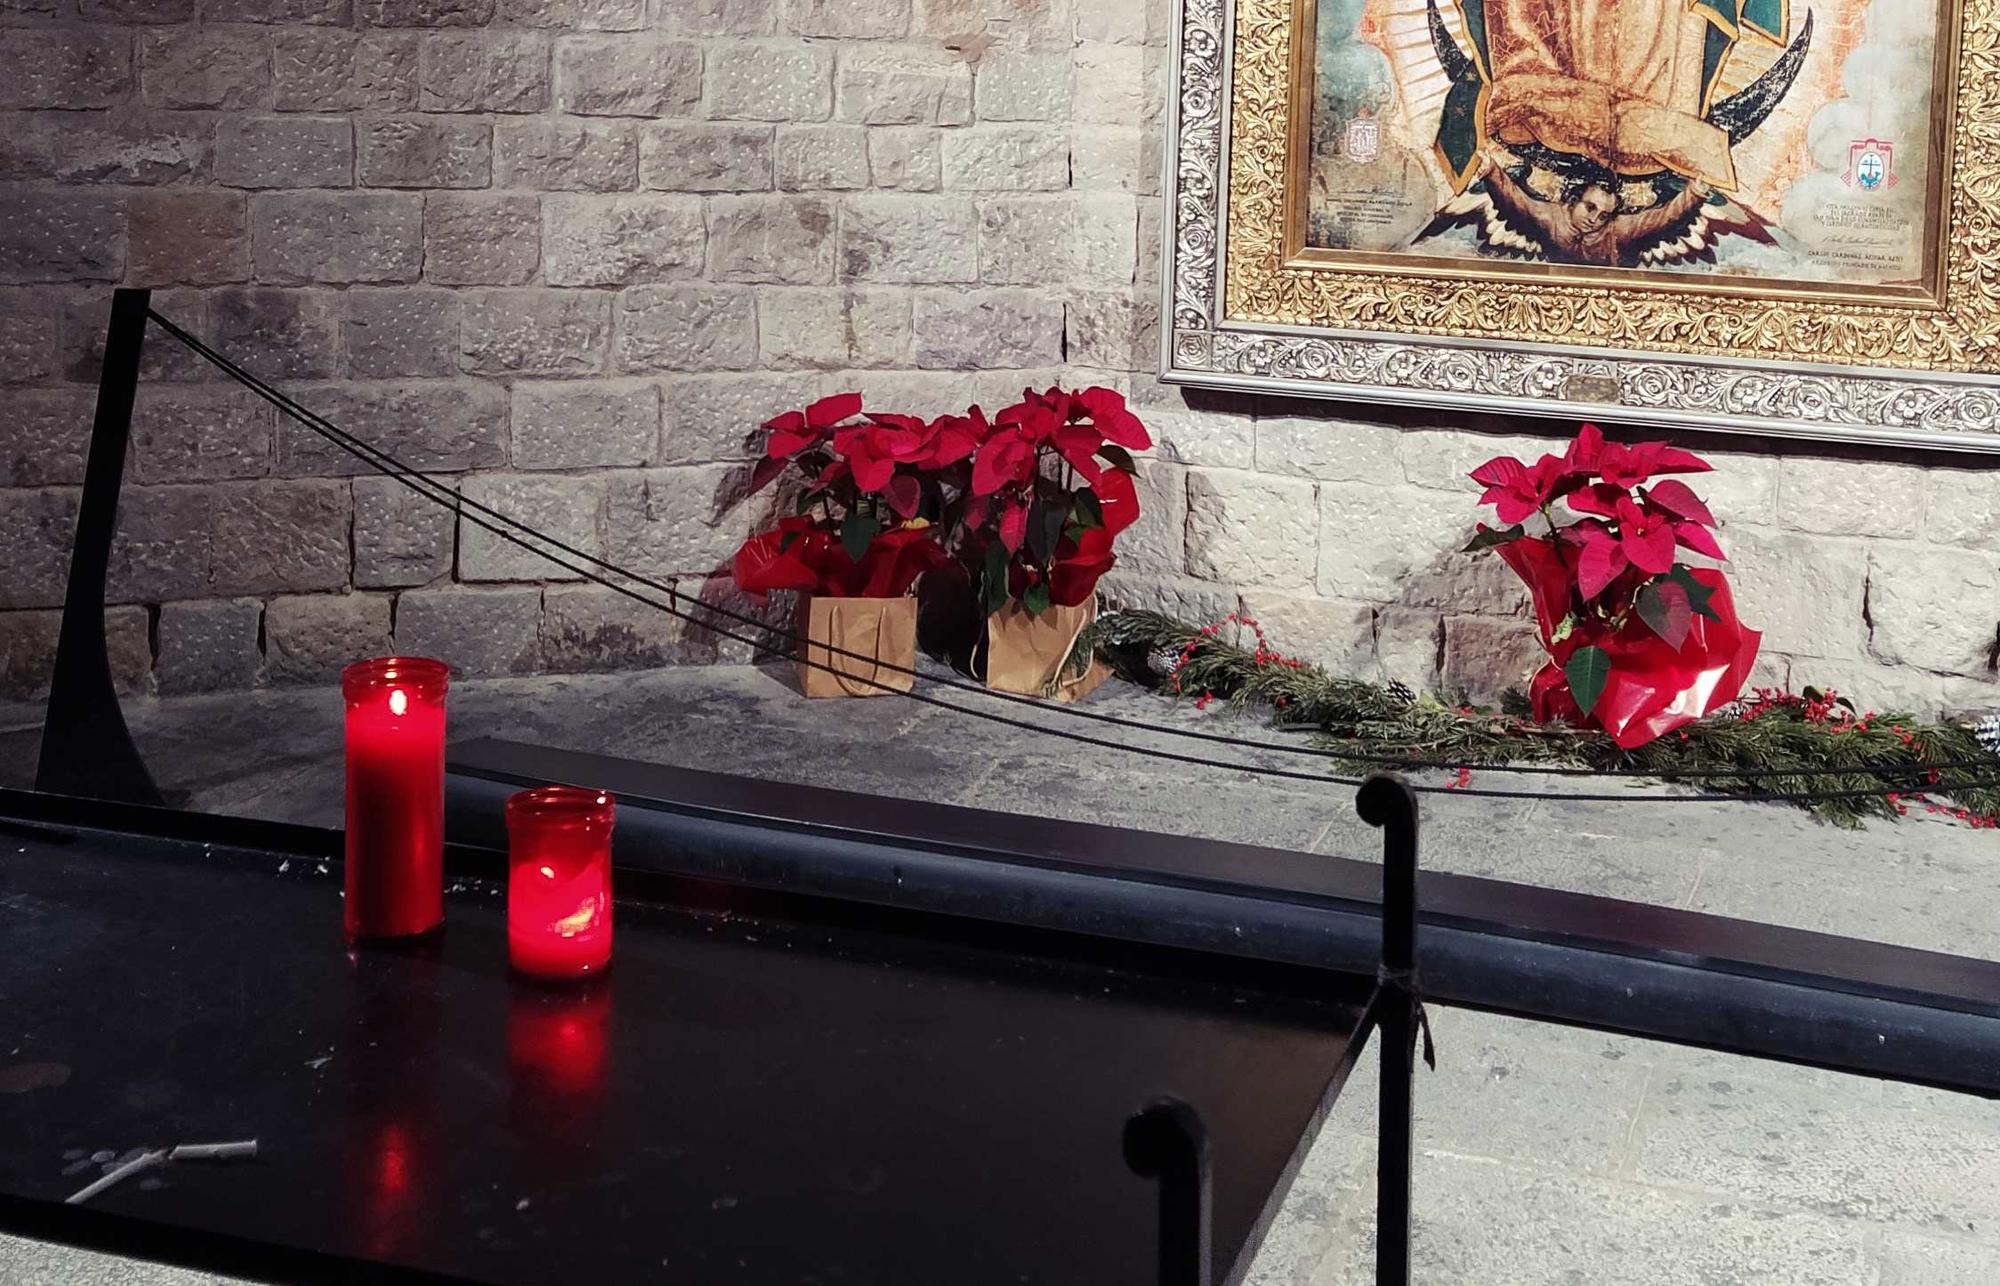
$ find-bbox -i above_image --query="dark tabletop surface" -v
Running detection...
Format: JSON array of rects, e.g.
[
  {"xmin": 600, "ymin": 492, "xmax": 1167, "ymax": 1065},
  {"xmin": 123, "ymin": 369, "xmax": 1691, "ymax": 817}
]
[{"xmin": 0, "ymin": 814, "xmax": 1369, "ymax": 1285}]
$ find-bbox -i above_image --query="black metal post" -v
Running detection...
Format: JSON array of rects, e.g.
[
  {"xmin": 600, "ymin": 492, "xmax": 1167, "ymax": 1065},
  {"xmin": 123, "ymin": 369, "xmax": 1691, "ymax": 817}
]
[
  {"xmin": 1358, "ymin": 773, "xmax": 1420, "ymax": 1286},
  {"xmin": 1124, "ymin": 1098, "xmax": 1211, "ymax": 1286},
  {"xmin": 36, "ymin": 288, "xmax": 162, "ymax": 806}
]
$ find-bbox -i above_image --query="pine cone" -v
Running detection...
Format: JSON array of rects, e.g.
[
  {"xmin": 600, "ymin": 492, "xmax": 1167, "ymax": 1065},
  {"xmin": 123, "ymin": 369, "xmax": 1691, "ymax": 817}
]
[
  {"xmin": 1387, "ymin": 679, "xmax": 1416, "ymax": 706},
  {"xmin": 1146, "ymin": 646, "xmax": 1180, "ymax": 678},
  {"xmin": 1977, "ymin": 713, "xmax": 2000, "ymax": 757}
]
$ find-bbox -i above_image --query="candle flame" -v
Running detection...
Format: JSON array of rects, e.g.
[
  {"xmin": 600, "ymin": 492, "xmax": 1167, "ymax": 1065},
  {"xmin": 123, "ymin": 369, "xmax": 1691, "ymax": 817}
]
[
  {"xmin": 553, "ymin": 897, "xmax": 598, "ymax": 938},
  {"xmin": 387, "ymin": 688, "xmax": 408, "ymax": 717}
]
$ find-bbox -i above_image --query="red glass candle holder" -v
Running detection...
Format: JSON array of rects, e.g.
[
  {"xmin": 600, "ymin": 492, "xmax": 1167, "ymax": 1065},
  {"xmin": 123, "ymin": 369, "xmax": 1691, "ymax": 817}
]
[
  {"xmin": 506, "ymin": 786, "xmax": 615, "ymax": 980},
  {"xmin": 342, "ymin": 657, "xmax": 449, "ymax": 939}
]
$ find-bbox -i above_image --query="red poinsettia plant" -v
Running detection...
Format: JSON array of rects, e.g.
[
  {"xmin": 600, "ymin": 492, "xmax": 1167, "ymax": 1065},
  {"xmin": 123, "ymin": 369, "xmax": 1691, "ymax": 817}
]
[
  {"xmin": 958, "ymin": 385, "xmax": 1150, "ymax": 617},
  {"xmin": 1466, "ymin": 424, "xmax": 1761, "ymax": 748},
  {"xmin": 731, "ymin": 392, "xmax": 958, "ymax": 598}
]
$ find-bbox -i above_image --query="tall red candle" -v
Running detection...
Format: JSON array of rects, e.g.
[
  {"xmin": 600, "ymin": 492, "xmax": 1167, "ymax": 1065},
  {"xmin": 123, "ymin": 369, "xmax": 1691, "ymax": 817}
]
[
  {"xmin": 506, "ymin": 786, "xmax": 615, "ymax": 980},
  {"xmin": 342, "ymin": 657, "xmax": 449, "ymax": 939}
]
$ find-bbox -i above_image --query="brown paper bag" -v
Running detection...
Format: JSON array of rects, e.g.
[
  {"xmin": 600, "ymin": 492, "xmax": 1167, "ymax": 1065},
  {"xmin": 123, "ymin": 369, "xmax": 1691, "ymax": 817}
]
[
  {"xmin": 796, "ymin": 594, "xmax": 917, "ymax": 698},
  {"xmin": 982, "ymin": 596, "xmax": 1111, "ymax": 703}
]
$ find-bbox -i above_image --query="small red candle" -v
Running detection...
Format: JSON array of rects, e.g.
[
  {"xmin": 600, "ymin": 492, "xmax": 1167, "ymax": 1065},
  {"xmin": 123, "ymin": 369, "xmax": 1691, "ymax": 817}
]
[
  {"xmin": 342, "ymin": 657, "xmax": 449, "ymax": 939},
  {"xmin": 506, "ymin": 786, "xmax": 615, "ymax": 979}
]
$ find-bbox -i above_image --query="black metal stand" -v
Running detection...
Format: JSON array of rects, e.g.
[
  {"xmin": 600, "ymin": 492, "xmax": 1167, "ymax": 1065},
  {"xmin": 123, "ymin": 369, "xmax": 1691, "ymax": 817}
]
[
  {"xmin": 1126, "ymin": 1098, "xmax": 1213, "ymax": 1286},
  {"xmin": 36, "ymin": 287, "xmax": 162, "ymax": 805},
  {"xmin": 1359, "ymin": 773, "xmax": 1421, "ymax": 1286}
]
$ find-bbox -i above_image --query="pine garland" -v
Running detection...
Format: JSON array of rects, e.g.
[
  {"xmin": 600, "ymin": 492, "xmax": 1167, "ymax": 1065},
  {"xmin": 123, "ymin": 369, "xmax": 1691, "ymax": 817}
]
[{"xmin": 1092, "ymin": 609, "xmax": 2000, "ymax": 827}]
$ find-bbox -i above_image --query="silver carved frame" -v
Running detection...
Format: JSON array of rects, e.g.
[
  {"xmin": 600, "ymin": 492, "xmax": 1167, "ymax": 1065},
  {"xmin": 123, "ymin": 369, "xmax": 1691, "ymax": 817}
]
[{"xmin": 1158, "ymin": 0, "xmax": 2000, "ymax": 453}]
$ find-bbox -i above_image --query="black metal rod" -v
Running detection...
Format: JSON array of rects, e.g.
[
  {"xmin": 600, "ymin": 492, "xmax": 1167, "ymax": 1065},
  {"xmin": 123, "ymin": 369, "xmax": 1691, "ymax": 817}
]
[
  {"xmin": 1125, "ymin": 1099, "xmax": 1212, "ymax": 1286},
  {"xmin": 1358, "ymin": 773, "xmax": 1420, "ymax": 1286},
  {"xmin": 37, "ymin": 288, "xmax": 161, "ymax": 806}
]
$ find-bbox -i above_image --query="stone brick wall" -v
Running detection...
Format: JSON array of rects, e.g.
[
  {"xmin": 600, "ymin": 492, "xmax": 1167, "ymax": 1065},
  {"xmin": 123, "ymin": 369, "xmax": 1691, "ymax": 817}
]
[{"xmin": 1, "ymin": 0, "xmax": 1996, "ymax": 715}]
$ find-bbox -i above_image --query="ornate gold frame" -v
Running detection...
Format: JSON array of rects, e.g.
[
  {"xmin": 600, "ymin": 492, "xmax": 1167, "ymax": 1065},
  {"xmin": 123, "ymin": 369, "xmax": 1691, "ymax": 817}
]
[{"xmin": 1160, "ymin": 0, "xmax": 2000, "ymax": 450}]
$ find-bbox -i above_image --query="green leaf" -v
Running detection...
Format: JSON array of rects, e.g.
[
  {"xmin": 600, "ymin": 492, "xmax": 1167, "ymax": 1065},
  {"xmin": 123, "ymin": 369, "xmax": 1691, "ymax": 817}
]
[
  {"xmin": 1549, "ymin": 613, "xmax": 1575, "ymax": 646},
  {"xmin": 1564, "ymin": 645, "xmax": 1612, "ymax": 717},
  {"xmin": 1023, "ymin": 582, "xmax": 1051, "ymax": 617},
  {"xmin": 794, "ymin": 488, "xmax": 825, "ymax": 516},
  {"xmin": 1461, "ymin": 523, "xmax": 1526, "ymax": 553},
  {"xmin": 841, "ymin": 510, "xmax": 880, "ymax": 563},
  {"xmin": 1072, "ymin": 489, "xmax": 1104, "ymax": 529},
  {"xmin": 1097, "ymin": 444, "xmax": 1139, "ymax": 475},
  {"xmin": 981, "ymin": 541, "xmax": 1011, "ymax": 615},
  {"xmin": 1635, "ymin": 579, "xmax": 1692, "ymax": 650},
  {"xmin": 1665, "ymin": 563, "xmax": 1719, "ymax": 621},
  {"xmin": 778, "ymin": 530, "xmax": 799, "ymax": 555}
]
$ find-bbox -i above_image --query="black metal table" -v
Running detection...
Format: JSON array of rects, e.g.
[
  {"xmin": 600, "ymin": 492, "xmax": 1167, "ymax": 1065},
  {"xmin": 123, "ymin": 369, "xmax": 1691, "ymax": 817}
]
[{"xmin": 0, "ymin": 794, "xmax": 1379, "ymax": 1286}]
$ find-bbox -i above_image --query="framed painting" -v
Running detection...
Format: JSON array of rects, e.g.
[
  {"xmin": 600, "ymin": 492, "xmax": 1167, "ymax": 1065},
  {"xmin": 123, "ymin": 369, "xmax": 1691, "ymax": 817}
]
[{"xmin": 1160, "ymin": 0, "xmax": 2000, "ymax": 451}]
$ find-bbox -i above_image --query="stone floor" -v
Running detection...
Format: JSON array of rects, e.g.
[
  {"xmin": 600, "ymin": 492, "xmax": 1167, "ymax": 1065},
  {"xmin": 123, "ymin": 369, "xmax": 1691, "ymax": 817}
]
[{"xmin": 5, "ymin": 663, "xmax": 2000, "ymax": 1284}]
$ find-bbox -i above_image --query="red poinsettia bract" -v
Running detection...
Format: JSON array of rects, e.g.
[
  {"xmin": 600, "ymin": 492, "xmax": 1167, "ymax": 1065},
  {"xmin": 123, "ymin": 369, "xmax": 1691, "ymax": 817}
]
[{"xmin": 1464, "ymin": 423, "xmax": 1759, "ymax": 748}]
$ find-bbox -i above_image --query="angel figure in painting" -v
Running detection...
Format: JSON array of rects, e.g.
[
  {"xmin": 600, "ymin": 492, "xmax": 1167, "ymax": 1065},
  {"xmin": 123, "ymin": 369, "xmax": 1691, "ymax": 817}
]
[{"xmin": 1415, "ymin": 0, "xmax": 1814, "ymax": 268}]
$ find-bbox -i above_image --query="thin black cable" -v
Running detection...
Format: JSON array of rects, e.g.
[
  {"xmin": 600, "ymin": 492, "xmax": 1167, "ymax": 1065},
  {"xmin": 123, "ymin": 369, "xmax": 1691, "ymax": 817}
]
[{"xmin": 146, "ymin": 311, "xmax": 2000, "ymax": 807}]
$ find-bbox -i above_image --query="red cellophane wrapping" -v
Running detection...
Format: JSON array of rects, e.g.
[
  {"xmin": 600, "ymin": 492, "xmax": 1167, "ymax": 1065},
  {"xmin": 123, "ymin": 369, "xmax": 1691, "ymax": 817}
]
[{"xmin": 1498, "ymin": 536, "xmax": 1762, "ymax": 749}]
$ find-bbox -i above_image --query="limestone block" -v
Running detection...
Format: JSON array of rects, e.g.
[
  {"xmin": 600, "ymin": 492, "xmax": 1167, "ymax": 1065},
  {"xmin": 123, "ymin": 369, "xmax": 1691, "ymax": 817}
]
[
  {"xmin": 129, "ymin": 385, "xmax": 273, "ymax": 483},
  {"xmin": 155, "ymin": 598, "xmax": 263, "ymax": 694},
  {"xmin": 1235, "ymin": 592, "xmax": 1375, "ymax": 675},
  {"xmin": 783, "ymin": 0, "xmax": 909, "ymax": 36},
  {"xmin": 641, "ymin": 123, "xmax": 773, "ymax": 191},
  {"xmin": 206, "ymin": 479, "xmax": 352, "ymax": 596},
  {"xmin": 207, "ymin": 287, "xmax": 341, "ymax": 380},
  {"xmin": 542, "ymin": 193, "xmax": 704, "ymax": 286},
  {"xmin": 128, "ymin": 192, "xmax": 250, "ymax": 286},
  {"xmin": 140, "ymin": 31, "xmax": 269, "ymax": 109},
  {"xmin": 0, "ymin": 489, "xmax": 80, "ymax": 609},
  {"xmin": 342, "ymin": 288, "xmax": 461, "ymax": 378},
  {"xmin": 706, "ymin": 195, "xmax": 836, "ymax": 285},
  {"xmin": 272, "ymin": 32, "xmax": 419, "ymax": 112},
  {"xmin": 1925, "ymin": 467, "xmax": 2000, "ymax": 551},
  {"xmin": 756, "ymin": 287, "xmax": 909, "ymax": 368},
  {"xmin": 658, "ymin": 371, "xmax": 820, "ymax": 463},
  {"xmin": 1777, "ymin": 455, "xmax": 1925, "ymax": 538},
  {"xmin": 513, "ymin": 380, "xmax": 659, "ymax": 469},
  {"xmin": 1, "ymin": 389, "xmax": 93, "ymax": 486},
  {"xmin": 459, "ymin": 472, "xmax": 606, "ymax": 582},
  {"xmin": 774, "ymin": 124, "xmax": 868, "ymax": 190},
  {"xmin": 839, "ymin": 194, "xmax": 977, "ymax": 282},
  {"xmin": 912, "ymin": 289, "xmax": 1063, "ymax": 369},
  {"xmin": 614, "ymin": 285, "xmax": 757, "ymax": 372},
  {"xmin": 0, "ymin": 191, "xmax": 125, "ymax": 283},
  {"xmin": 353, "ymin": 473, "xmax": 454, "ymax": 587},
  {"xmin": 1442, "ymin": 613, "xmax": 1543, "ymax": 702},
  {"xmin": 601, "ymin": 463, "xmax": 757, "ymax": 575},
  {"xmin": 265, "ymin": 593, "xmax": 394, "ymax": 684},
  {"xmin": 1866, "ymin": 544, "xmax": 2000, "ymax": 675},
  {"xmin": 276, "ymin": 380, "xmax": 506, "ymax": 474},
  {"xmin": 554, "ymin": 36, "xmax": 701, "ymax": 116},
  {"xmin": 461, "ymin": 288, "xmax": 609, "ymax": 374},
  {"xmin": 251, "ymin": 192, "xmax": 423, "ymax": 284},
  {"xmin": 974, "ymin": 50, "xmax": 1067, "ymax": 121},
  {"xmin": 834, "ymin": 46, "xmax": 970, "ymax": 124},
  {"xmin": 1186, "ymin": 469, "xmax": 1319, "ymax": 591},
  {"xmin": 1720, "ymin": 527, "xmax": 1869, "ymax": 660},
  {"xmin": 494, "ymin": 118, "xmax": 637, "ymax": 190},
  {"xmin": 424, "ymin": 193, "xmax": 540, "ymax": 286},
  {"xmin": 394, "ymin": 585, "xmax": 544, "ymax": 676},
  {"xmin": 866, "ymin": 126, "xmax": 939, "ymax": 190},
  {"xmin": 940, "ymin": 125, "xmax": 1065, "ymax": 191},
  {"xmin": 705, "ymin": 43, "xmax": 831, "ymax": 121},
  {"xmin": 419, "ymin": 32, "xmax": 551, "ymax": 112},
  {"xmin": 215, "ymin": 116, "xmax": 353, "ymax": 188},
  {"xmin": 358, "ymin": 116, "xmax": 491, "ymax": 188},
  {"xmin": 0, "ymin": 30, "xmax": 130, "ymax": 110}
]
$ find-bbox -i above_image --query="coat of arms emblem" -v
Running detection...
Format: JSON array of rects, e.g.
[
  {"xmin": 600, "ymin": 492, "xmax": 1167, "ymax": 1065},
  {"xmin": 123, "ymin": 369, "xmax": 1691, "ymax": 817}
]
[
  {"xmin": 1843, "ymin": 139, "xmax": 1897, "ymax": 191},
  {"xmin": 1344, "ymin": 110, "xmax": 1380, "ymax": 163}
]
